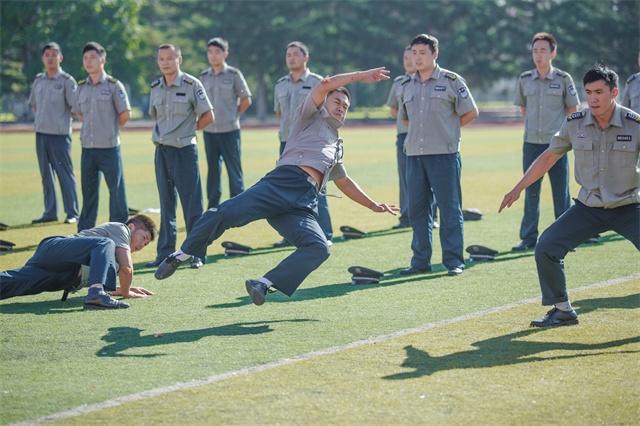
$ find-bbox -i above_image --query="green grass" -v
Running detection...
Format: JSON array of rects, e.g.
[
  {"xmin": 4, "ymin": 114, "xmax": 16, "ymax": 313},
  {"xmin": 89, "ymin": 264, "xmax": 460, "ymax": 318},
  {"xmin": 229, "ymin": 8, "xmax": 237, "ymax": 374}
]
[{"xmin": 0, "ymin": 125, "xmax": 638, "ymax": 424}]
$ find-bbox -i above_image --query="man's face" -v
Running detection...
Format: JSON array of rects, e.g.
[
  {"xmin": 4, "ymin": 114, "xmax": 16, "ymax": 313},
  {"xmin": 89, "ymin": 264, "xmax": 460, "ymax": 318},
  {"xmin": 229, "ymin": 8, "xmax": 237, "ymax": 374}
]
[
  {"xmin": 531, "ymin": 39, "xmax": 555, "ymax": 68},
  {"xmin": 157, "ymin": 47, "xmax": 181, "ymax": 76},
  {"xmin": 326, "ymin": 91, "xmax": 350, "ymax": 122},
  {"xmin": 129, "ymin": 228, "xmax": 152, "ymax": 253},
  {"xmin": 82, "ymin": 50, "xmax": 104, "ymax": 74},
  {"xmin": 286, "ymin": 46, "xmax": 307, "ymax": 72},
  {"xmin": 403, "ymin": 49, "xmax": 415, "ymax": 74},
  {"xmin": 42, "ymin": 48, "xmax": 62, "ymax": 72},
  {"xmin": 207, "ymin": 45, "xmax": 227, "ymax": 68},
  {"xmin": 585, "ymin": 79, "xmax": 618, "ymax": 120},
  {"xmin": 411, "ymin": 43, "xmax": 437, "ymax": 73}
]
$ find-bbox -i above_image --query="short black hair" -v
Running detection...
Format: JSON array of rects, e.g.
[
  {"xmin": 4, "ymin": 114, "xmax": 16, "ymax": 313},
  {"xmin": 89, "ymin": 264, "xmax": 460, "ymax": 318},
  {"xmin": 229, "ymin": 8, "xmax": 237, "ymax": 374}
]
[
  {"xmin": 583, "ymin": 62, "xmax": 619, "ymax": 91},
  {"xmin": 532, "ymin": 32, "xmax": 557, "ymax": 52},
  {"xmin": 207, "ymin": 37, "xmax": 229, "ymax": 52},
  {"xmin": 410, "ymin": 34, "xmax": 439, "ymax": 54},
  {"xmin": 329, "ymin": 86, "xmax": 351, "ymax": 103},
  {"xmin": 286, "ymin": 41, "xmax": 309, "ymax": 57},
  {"xmin": 126, "ymin": 214, "xmax": 158, "ymax": 241},
  {"xmin": 42, "ymin": 42, "xmax": 61, "ymax": 55},
  {"xmin": 158, "ymin": 43, "xmax": 181, "ymax": 56},
  {"xmin": 83, "ymin": 41, "xmax": 106, "ymax": 57}
]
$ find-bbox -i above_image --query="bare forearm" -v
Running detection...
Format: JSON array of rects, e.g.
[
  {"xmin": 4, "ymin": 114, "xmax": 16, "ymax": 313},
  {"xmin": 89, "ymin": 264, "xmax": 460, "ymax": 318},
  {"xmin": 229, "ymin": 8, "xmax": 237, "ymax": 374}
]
[{"xmin": 197, "ymin": 110, "xmax": 214, "ymax": 130}]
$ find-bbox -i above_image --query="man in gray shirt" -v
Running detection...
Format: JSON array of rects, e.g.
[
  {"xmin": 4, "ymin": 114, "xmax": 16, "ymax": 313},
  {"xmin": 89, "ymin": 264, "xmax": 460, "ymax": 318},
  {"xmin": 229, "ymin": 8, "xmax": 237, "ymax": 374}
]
[
  {"xmin": 621, "ymin": 51, "xmax": 640, "ymax": 113},
  {"xmin": 28, "ymin": 42, "xmax": 79, "ymax": 225},
  {"xmin": 500, "ymin": 64, "xmax": 639, "ymax": 327},
  {"xmin": 73, "ymin": 42, "xmax": 131, "ymax": 232},
  {"xmin": 200, "ymin": 37, "xmax": 252, "ymax": 209},
  {"xmin": 155, "ymin": 67, "xmax": 398, "ymax": 306}
]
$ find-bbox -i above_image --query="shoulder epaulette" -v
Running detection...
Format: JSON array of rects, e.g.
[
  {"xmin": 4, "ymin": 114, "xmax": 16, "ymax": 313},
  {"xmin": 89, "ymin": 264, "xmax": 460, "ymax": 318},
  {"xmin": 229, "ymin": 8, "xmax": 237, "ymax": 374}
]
[
  {"xmin": 150, "ymin": 78, "xmax": 161, "ymax": 88},
  {"xmin": 627, "ymin": 74, "xmax": 638, "ymax": 84},
  {"xmin": 36, "ymin": 72, "xmax": 44, "ymax": 78},
  {"xmin": 401, "ymin": 75, "xmax": 412, "ymax": 85},
  {"xmin": 625, "ymin": 112, "xmax": 640, "ymax": 123},
  {"xmin": 519, "ymin": 71, "xmax": 532, "ymax": 79},
  {"xmin": 567, "ymin": 111, "xmax": 585, "ymax": 121},
  {"xmin": 556, "ymin": 70, "xmax": 569, "ymax": 78},
  {"xmin": 276, "ymin": 75, "xmax": 288, "ymax": 83},
  {"xmin": 228, "ymin": 67, "xmax": 239, "ymax": 74},
  {"xmin": 200, "ymin": 69, "xmax": 209, "ymax": 76},
  {"xmin": 394, "ymin": 75, "xmax": 404, "ymax": 82},
  {"xmin": 107, "ymin": 76, "xmax": 117, "ymax": 84},
  {"xmin": 309, "ymin": 72, "xmax": 323, "ymax": 81},
  {"xmin": 63, "ymin": 72, "xmax": 71, "ymax": 79},
  {"xmin": 183, "ymin": 75, "xmax": 194, "ymax": 85},
  {"xmin": 444, "ymin": 72, "xmax": 457, "ymax": 80},
  {"xmin": 78, "ymin": 79, "xmax": 86, "ymax": 85}
]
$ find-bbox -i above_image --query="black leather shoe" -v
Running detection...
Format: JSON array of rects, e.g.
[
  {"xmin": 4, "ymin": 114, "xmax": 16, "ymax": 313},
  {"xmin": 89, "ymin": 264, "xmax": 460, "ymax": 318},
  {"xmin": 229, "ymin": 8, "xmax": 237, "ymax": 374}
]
[
  {"xmin": 84, "ymin": 291, "xmax": 130, "ymax": 310},
  {"xmin": 154, "ymin": 254, "xmax": 192, "ymax": 280},
  {"xmin": 273, "ymin": 239, "xmax": 292, "ymax": 248},
  {"xmin": 32, "ymin": 216, "xmax": 57, "ymax": 224},
  {"xmin": 392, "ymin": 222, "xmax": 411, "ymax": 229},
  {"xmin": 512, "ymin": 241, "xmax": 536, "ymax": 251},
  {"xmin": 447, "ymin": 267, "xmax": 464, "ymax": 276},
  {"xmin": 530, "ymin": 307, "xmax": 579, "ymax": 327},
  {"xmin": 245, "ymin": 279, "xmax": 268, "ymax": 305},
  {"xmin": 145, "ymin": 259, "xmax": 162, "ymax": 268},
  {"xmin": 190, "ymin": 256, "xmax": 204, "ymax": 269},
  {"xmin": 399, "ymin": 266, "xmax": 432, "ymax": 276}
]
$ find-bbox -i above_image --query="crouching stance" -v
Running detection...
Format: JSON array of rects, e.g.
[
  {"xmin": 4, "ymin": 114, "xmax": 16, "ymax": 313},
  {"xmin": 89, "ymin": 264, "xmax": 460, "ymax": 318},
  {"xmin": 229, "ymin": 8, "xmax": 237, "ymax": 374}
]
[{"xmin": 155, "ymin": 67, "xmax": 398, "ymax": 305}]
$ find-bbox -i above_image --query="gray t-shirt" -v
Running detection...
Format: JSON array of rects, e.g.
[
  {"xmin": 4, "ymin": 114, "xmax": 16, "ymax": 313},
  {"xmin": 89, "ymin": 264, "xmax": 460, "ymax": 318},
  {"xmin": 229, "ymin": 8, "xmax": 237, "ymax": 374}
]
[
  {"xmin": 28, "ymin": 69, "xmax": 77, "ymax": 136},
  {"xmin": 621, "ymin": 73, "xmax": 640, "ymax": 113},
  {"xmin": 200, "ymin": 64, "xmax": 251, "ymax": 134}
]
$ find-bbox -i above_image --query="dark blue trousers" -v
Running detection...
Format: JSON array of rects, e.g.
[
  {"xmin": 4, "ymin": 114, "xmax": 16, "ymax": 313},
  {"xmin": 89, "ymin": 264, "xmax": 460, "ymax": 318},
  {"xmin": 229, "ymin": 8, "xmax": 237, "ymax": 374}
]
[
  {"xmin": 78, "ymin": 146, "xmax": 128, "ymax": 231},
  {"xmin": 204, "ymin": 130, "xmax": 245, "ymax": 209},
  {"xmin": 407, "ymin": 153, "xmax": 464, "ymax": 270},
  {"xmin": 520, "ymin": 142, "xmax": 571, "ymax": 244},
  {"xmin": 535, "ymin": 201, "xmax": 639, "ymax": 306},
  {"xmin": 396, "ymin": 133, "xmax": 410, "ymax": 225},
  {"xmin": 35, "ymin": 133, "xmax": 79, "ymax": 220},
  {"xmin": 154, "ymin": 144, "xmax": 206, "ymax": 261},
  {"xmin": 181, "ymin": 165, "xmax": 330, "ymax": 296},
  {"xmin": 0, "ymin": 236, "xmax": 117, "ymax": 299}
]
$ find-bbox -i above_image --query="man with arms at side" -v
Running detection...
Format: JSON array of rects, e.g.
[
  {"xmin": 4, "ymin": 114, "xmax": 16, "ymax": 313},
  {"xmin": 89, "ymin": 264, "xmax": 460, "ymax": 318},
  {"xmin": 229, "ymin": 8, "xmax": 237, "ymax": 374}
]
[
  {"xmin": 201, "ymin": 37, "xmax": 252, "ymax": 209},
  {"xmin": 399, "ymin": 34, "xmax": 478, "ymax": 277},
  {"xmin": 500, "ymin": 64, "xmax": 639, "ymax": 327},
  {"xmin": 273, "ymin": 41, "xmax": 333, "ymax": 247},
  {"xmin": 74, "ymin": 41, "xmax": 131, "ymax": 232},
  {"xmin": 512, "ymin": 32, "xmax": 580, "ymax": 251},
  {"xmin": 28, "ymin": 42, "xmax": 79, "ymax": 225},
  {"xmin": 1, "ymin": 215, "xmax": 157, "ymax": 310},
  {"xmin": 154, "ymin": 67, "xmax": 398, "ymax": 306},
  {"xmin": 145, "ymin": 44, "xmax": 214, "ymax": 270}
]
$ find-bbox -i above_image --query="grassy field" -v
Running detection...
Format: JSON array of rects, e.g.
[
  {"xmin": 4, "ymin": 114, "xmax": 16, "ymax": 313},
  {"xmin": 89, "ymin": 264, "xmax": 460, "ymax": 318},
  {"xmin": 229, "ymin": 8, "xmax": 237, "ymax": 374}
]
[{"xmin": 0, "ymin": 124, "xmax": 638, "ymax": 425}]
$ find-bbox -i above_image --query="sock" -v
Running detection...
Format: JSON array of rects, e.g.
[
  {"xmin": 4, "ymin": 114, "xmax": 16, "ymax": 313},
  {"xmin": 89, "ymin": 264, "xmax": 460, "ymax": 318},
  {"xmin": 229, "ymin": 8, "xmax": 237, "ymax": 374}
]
[
  {"xmin": 258, "ymin": 277, "xmax": 273, "ymax": 288},
  {"xmin": 555, "ymin": 301, "xmax": 573, "ymax": 312},
  {"xmin": 174, "ymin": 250, "xmax": 191, "ymax": 261}
]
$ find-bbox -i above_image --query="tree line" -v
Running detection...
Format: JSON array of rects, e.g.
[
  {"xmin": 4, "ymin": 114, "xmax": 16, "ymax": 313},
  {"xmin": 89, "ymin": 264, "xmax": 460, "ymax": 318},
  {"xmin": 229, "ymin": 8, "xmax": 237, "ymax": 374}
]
[{"xmin": 1, "ymin": 0, "xmax": 638, "ymax": 121}]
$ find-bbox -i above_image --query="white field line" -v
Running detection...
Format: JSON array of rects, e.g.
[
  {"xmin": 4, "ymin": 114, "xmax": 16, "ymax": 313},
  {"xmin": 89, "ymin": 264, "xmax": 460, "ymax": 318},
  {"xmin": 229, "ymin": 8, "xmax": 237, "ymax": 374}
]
[{"xmin": 16, "ymin": 272, "xmax": 640, "ymax": 425}]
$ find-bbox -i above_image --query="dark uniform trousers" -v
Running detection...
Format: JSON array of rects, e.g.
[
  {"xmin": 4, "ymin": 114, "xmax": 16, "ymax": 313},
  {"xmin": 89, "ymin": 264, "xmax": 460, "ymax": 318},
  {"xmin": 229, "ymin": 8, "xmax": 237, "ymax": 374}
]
[
  {"xmin": 535, "ymin": 200, "xmax": 639, "ymax": 305},
  {"xmin": 0, "ymin": 236, "xmax": 117, "ymax": 299},
  {"xmin": 396, "ymin": 133, "xmax": 410, "ymax": 225},
  {"xmin": 154, "ymin": 144, "xmax": 206, "ymax": 261},
  {"xmin": 78, "ymin": 146, "xmax": 128, "ymax": 231},
  {"xmin": 36, "ymin": 133, "xmax": 79, "ymax": 220},
  {"xmin": 520, "ymin": 142, "xmax": 571, "ymax": 244},
  {"xmin": 181, "ymin": 165, "xmax": 330, "ymax": 296},
  {"xmin": 204, "ymin": 130, "xmax": 245, "ymax": 209}
]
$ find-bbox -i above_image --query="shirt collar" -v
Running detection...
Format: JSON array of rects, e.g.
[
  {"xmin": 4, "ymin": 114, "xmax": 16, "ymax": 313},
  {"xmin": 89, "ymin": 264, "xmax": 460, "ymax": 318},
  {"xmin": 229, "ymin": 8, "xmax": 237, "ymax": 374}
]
[
  {"xmin": 533, "ymin": 66, "xmax": 555, "ymax": 81},
  {"xmin": 583, "ymin": 103, "xmax": 624, "ymax": 128},
  {"xmin": 86, "ymin": 72, "xmax": 108, "ymax": 86}
]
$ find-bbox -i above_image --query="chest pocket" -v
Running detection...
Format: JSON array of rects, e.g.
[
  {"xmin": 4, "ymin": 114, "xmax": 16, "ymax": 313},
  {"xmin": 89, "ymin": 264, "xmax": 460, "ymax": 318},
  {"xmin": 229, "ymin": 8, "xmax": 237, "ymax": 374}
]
[
  {"xmin": 172, "ymin": 94, "xmax": 191, "ymax": 116},
  {"xmin": 429, "ymin": 88, "xmax": 451, "ymax": 112},
  {"xmin": 97, "ymin": 91, "xmax": 112, "ymax": 112},
  {"xmin": 573, "ymin": 139, "xmax": 594, "ymax": 168},
  {"xmin": 402, "ymin": 93, "xmax": 415, "ymax": 118},
  {"xmin": 297, "ymin": 87, "xmax": 312, "ymax": 104},
  {"xmin": 220, "ymin": 80, "xmax": 235, "ymax": 99},
  {"xmin": 523, "ymin": 85, "xmax": 536, "ymax": 98},
  {"xmin": 546, "ymin": 86, "xmax": 563, "ymax": 108},
  {"xmin": 612, "ymin": 141, "xmax": 637, "ymax": 168}
]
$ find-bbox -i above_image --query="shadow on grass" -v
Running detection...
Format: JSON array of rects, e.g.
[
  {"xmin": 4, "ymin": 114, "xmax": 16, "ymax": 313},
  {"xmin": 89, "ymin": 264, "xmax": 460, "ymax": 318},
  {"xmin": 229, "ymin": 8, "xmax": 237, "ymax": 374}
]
[
  {"xmin": 96, "ymin": 319, "xmax": 317, "ymax": 357},
  {"xmin": 0, "ymin": 295, "xmax": 85, "ymax": 314},
  {"xmin": 383, "ymin": 293, "xmax": 639, "ymax": 380}
]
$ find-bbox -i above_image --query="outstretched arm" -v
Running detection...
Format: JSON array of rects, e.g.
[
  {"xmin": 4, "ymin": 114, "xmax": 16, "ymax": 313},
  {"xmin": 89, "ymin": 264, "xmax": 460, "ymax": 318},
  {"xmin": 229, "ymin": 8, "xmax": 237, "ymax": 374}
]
[
  {"xmin": 311, "ymin": 67, "xmax": 390, "ymax": 108},
  {"xmin": 499, "ymin": 149, "xmax": 563, "ymax": 212},
  {"xmin": 334, "ymin": 176, "xmax": 399, "ymax": 215}
]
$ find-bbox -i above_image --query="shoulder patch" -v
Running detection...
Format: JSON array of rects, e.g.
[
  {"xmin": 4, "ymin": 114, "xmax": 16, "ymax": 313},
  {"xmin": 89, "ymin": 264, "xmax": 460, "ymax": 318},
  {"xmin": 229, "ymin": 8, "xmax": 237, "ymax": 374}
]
[
  {"xmin": 444, "ymin": 72, "xmax": 457, "ymax": 80},
  {"xmin": 556, "ymin": 70, "xmax": 569, "ymax": 78},
  {"xmin": 150, "ymin": 78, "xmax": 161, "ymax": 88},
  {"xmin": 63, "ymin": 72, "xmax": 71, "ymax": 79},
  {"xmin": 627, "ymin": 74, "xmax": 638, "ymax": 84},
  {"xmin": 567, "ymin": 111, "xmax": 586, "ymax": 121},
  {"xmin": 107, "ymin": 76, "xmax": 117, "ymax": 83},
  {"xmin": 78, "ymin": 79, "xmax": 86, "ymax": 85},
  {"xmin": 183, "ymin": 75, "xmax": 194, "ymax": 85},
  {"xmin": 519, "ymin": 71, "xmax": 532, "ymax": 79},
  {"xmin": 625, "ymin": 112, "xmax": 640, "ymax": 123}
]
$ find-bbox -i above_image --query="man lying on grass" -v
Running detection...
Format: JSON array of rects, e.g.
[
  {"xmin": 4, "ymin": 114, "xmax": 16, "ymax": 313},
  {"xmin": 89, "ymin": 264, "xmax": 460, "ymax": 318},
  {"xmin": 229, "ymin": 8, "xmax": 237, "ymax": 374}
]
[
  {"xmin": 154, "ymin": 67, "xmax": 399, "ymax": 305},
  {"xmin": 1, "ymin": 215, "xmax": 157, "ymax": 310}
]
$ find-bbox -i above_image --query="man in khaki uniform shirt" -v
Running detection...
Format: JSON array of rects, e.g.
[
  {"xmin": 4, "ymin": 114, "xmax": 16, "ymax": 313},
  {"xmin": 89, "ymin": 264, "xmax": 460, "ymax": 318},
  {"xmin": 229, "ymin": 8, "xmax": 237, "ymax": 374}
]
[
  {"xmin": 28, "ymin": 42, "xmax": 79, "ymax": 225},
  {"xmin": 621, "ymin": 51, "xmax": 640, "ymax": 113},
  {"xmin": 500, "ymin": 64, "xmax": 639, "ymax": 328}
]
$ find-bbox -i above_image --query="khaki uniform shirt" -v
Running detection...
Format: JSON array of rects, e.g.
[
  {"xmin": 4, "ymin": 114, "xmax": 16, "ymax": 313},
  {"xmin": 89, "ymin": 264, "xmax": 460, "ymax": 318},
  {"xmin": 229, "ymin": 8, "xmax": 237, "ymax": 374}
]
[
  {"xmin": 28, "ymin": 69, "xmax": 77, "ymax": 135},
  {"xmin": 149, "ymin": 72, "xmax": 213, "ymax": 148},
  {"xmin": 73, "ymin": 73, "xmax": 130, "ymax": 148},
  {"xmin": 386, "ymin": 74, "xmax": 410, "ymax": 135},
  {"xmin": 274, "ymin": 69, "xmax": 322, "ymax": 142},
  {"xmin": 621, "ymin": 73, "xmax": 640, "ymax": 113},
  {"xmin": 514, "ymin": 66, "xmax": 580, "ymax": 144},
  {"xmin": 200, "ymin": 64, "xmax": 251, "ymax": 134},
  {"xmin": 549, "ymin": 105, "xmax": 640, "ymax": 208},
  {"xmin": 277, "ymin": 93, "xmax": 347, "ymax": 190},
  {"xmin": 399, "ymin": 66, "xmax": 477, "ymax": 156}
]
